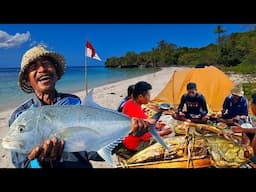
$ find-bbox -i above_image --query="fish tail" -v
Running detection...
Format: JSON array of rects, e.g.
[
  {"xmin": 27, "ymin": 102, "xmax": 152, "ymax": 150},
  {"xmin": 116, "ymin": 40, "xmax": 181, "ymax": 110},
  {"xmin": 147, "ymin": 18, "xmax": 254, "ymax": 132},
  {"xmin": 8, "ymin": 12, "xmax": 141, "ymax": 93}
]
[
  {"xmin": 150, "ymin": 111, "xmax": 170, "ymax": 151},
  {"xmin": 149, "ymin": 128, "xmax": 170, "ymax": 151}
]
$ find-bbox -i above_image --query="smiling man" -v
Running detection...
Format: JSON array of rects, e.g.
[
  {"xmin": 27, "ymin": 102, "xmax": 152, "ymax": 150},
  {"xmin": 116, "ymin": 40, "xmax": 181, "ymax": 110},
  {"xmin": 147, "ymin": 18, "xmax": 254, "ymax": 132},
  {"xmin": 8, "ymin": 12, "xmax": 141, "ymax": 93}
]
[{"xmin": 8, "ymin": 45, "xmax": 151, "ymax": 168}]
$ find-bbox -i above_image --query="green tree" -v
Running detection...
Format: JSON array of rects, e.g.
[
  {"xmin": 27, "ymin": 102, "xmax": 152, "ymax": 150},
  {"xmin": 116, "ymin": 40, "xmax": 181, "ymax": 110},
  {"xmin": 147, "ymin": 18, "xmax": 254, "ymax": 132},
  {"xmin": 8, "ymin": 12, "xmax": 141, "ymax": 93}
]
[
  {"xmin": 214, "ymin": 25, "xmax": 226, "ymax": 45},
  {"xmin": 105, "ymin": 57, "xmax": 120, "ymax": 68},
  {"xmin": 156, "ymin": 40, "xmax": 177, "ymax": 50}
]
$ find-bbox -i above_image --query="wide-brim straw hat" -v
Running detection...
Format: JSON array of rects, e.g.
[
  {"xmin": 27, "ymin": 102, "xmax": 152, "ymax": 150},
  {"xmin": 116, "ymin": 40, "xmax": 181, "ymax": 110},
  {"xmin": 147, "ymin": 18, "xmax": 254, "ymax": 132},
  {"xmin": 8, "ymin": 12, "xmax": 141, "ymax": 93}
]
[
  {"xmin": 18, "ymin": 45, "xmax": 66, "ymax": 93},
  {"xmin": 231, "ymin": 84, "xmax": 244, "ymax": 97}
]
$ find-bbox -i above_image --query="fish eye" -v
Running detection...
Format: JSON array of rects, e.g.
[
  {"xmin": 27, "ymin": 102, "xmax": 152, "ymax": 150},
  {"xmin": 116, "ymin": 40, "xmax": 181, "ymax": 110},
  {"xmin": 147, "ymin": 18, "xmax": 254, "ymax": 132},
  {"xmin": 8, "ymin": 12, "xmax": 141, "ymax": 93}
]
[{"xmin": 18, "ymin": 125, "xmax": 25, "ymax": 133}]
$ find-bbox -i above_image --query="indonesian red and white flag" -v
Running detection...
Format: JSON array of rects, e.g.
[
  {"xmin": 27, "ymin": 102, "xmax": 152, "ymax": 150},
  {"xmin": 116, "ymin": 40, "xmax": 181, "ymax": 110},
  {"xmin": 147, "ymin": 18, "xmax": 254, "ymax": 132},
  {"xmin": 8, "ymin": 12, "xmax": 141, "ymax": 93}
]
[{"xmin": 86, "ymin": 41, "xmax": 101, "ymax": 61}]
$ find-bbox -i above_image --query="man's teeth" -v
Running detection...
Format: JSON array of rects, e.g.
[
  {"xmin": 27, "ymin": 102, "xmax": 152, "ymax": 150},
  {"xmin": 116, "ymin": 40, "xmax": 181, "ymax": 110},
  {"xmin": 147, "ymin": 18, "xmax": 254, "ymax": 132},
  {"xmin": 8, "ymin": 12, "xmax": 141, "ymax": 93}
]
[{"xmin": 39, "ymin": 76, "xmax": 50, "ymax": 81}]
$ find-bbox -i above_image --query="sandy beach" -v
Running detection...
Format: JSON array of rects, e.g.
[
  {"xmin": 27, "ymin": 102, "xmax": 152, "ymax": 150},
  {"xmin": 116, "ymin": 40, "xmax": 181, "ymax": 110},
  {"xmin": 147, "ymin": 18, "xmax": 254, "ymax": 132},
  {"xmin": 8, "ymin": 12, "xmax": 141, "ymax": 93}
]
[{"xmin": 0, "ymin": 67, "xmax": 181, "ymax": 168}]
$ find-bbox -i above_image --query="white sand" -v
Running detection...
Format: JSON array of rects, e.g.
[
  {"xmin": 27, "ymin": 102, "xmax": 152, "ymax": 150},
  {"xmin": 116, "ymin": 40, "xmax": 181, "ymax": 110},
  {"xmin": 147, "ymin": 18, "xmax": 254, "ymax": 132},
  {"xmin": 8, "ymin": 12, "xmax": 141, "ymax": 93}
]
[{"xmin": 0, "ymin": 67, "xmax": 180, "ymax": 168}]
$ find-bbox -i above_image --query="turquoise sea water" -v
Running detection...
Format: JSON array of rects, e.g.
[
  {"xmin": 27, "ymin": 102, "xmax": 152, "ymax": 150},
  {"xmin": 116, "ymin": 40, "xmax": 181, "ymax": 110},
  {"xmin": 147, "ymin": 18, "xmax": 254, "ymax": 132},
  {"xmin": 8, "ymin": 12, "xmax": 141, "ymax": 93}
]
[{"xmin": 0, "ymin": 67, "xmax": 159, "ymax": 112}]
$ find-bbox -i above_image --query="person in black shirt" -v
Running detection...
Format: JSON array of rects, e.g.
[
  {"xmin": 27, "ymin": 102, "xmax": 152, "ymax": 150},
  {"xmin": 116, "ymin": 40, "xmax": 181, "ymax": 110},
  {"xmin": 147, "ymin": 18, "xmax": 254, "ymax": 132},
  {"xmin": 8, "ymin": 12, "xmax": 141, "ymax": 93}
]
[{"xmin": 173, "ymin": 82, "xmax": 209, "ymax": 123}]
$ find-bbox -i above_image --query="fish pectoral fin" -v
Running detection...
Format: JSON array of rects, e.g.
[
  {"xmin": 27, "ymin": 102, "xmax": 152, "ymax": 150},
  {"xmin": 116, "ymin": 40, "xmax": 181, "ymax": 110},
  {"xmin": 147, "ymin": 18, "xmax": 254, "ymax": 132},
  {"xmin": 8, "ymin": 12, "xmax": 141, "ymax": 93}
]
[{"xmin": 97, "ymin": 138, "xmax": 123, "ymax": 168}]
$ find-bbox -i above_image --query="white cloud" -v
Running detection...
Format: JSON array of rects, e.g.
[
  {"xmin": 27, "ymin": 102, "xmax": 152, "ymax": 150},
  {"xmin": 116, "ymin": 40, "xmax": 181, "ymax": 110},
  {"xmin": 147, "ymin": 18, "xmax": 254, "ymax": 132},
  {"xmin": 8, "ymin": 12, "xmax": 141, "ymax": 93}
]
[{"xmin": 0, "ymin": 30, "xmax": 31, "ymax": 48}]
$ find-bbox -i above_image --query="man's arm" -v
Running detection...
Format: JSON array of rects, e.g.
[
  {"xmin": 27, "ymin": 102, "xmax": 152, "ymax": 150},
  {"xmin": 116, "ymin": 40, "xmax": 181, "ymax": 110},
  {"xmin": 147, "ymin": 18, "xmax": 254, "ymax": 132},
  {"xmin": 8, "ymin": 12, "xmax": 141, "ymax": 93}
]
[
  {"xmin": 178, "ymin": 94, "xmax": 186, "ymax": 113},
  {"xmin": 27, "ymin": 136, "xmax": 64, "ymax": 167},
  {"xmin": 241, "ymin": 97, "xmax": 249, "ymax": 116},
  {"xmin": 200, "ymin": 95, "xmax": 208, "ymax": 117},
  {"xmin": 222, "ymin": 97, "xmax": 229, "ymax": 115}
]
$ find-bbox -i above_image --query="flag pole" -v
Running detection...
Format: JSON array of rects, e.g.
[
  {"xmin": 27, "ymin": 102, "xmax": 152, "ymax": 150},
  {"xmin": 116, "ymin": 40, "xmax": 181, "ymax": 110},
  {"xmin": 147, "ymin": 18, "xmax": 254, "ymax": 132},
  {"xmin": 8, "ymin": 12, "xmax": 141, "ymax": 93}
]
[{"xmin": 85, "ymin": 39, "xmax": 88, "ymax": 96}]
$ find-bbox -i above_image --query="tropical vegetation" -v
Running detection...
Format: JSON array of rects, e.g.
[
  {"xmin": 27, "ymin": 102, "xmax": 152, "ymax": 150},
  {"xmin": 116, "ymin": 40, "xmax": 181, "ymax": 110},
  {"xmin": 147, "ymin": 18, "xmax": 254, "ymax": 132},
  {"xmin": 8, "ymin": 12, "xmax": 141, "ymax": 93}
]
[{"xmin": 105, "ymin": 25, "xmax": 256, "ymax": 74}]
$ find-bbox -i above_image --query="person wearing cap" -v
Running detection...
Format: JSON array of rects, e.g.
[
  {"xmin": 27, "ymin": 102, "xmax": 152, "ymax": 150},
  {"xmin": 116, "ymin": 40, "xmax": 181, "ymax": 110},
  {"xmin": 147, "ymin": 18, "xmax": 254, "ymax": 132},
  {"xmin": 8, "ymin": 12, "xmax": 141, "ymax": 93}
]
[
  {"xmin": 173, "ymin": 82, "xmax": 209, "ymax": 123},
  {"xmin": 218, "ymin": 84, "xmax": 248, "ymax": 126},
  {"xmin": 9, "ymin": 45, "xmax": 150, "ymax": 168}
]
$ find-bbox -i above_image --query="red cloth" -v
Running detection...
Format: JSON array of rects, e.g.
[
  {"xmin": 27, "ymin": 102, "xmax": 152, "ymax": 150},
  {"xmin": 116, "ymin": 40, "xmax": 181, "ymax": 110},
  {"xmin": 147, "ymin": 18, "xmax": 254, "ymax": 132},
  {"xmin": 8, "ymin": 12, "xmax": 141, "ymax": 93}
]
[
  {"xmin": 122, "ymin": 100, "xmax": 152, "ymax": 150},
  {"xmin": 122, "ymin": 99, "xmax": 148, "ymax": 119}
]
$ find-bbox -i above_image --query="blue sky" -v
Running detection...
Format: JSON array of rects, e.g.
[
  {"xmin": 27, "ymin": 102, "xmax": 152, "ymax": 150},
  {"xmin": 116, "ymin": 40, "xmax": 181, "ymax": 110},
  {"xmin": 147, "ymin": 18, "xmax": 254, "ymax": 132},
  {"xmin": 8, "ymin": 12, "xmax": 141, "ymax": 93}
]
[{"xmin": 0, "ymin": 24, "xmax": 251, "ymax": 68}]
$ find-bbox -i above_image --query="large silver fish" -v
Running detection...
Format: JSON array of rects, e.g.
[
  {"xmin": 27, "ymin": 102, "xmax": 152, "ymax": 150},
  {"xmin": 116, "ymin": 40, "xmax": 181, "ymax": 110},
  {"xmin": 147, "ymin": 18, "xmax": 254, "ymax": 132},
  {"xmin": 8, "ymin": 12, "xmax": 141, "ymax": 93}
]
[{"xmin": 2, "ymin": 89, "xmax": 169, "ymax": 166}]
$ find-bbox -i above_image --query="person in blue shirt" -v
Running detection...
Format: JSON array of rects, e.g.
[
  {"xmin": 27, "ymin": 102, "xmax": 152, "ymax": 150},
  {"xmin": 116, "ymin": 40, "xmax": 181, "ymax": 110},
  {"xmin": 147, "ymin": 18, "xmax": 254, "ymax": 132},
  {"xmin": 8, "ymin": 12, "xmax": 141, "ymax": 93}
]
[
  {"xmin": 9, "ymin": 45, "xmax": 150, "ymax": 168},
  {"xmin": 117, "ymin": 84, "xmax": 135, "ymax": 112},
  {"xmin": 173, "ymin": 82, "xmax": 209, "ymax": 123},
  {"xmin": 218, "ymin": 84, "xmax": 248, "ymax": 126}
]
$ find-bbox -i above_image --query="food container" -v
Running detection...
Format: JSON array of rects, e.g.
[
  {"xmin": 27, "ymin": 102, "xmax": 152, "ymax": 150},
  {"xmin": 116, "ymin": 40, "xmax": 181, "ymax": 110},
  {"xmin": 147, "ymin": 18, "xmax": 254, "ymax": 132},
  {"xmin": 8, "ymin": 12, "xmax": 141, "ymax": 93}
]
[{"xmin": 159, "ymin": 103, "xmax": 171, "ymax": 110}]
